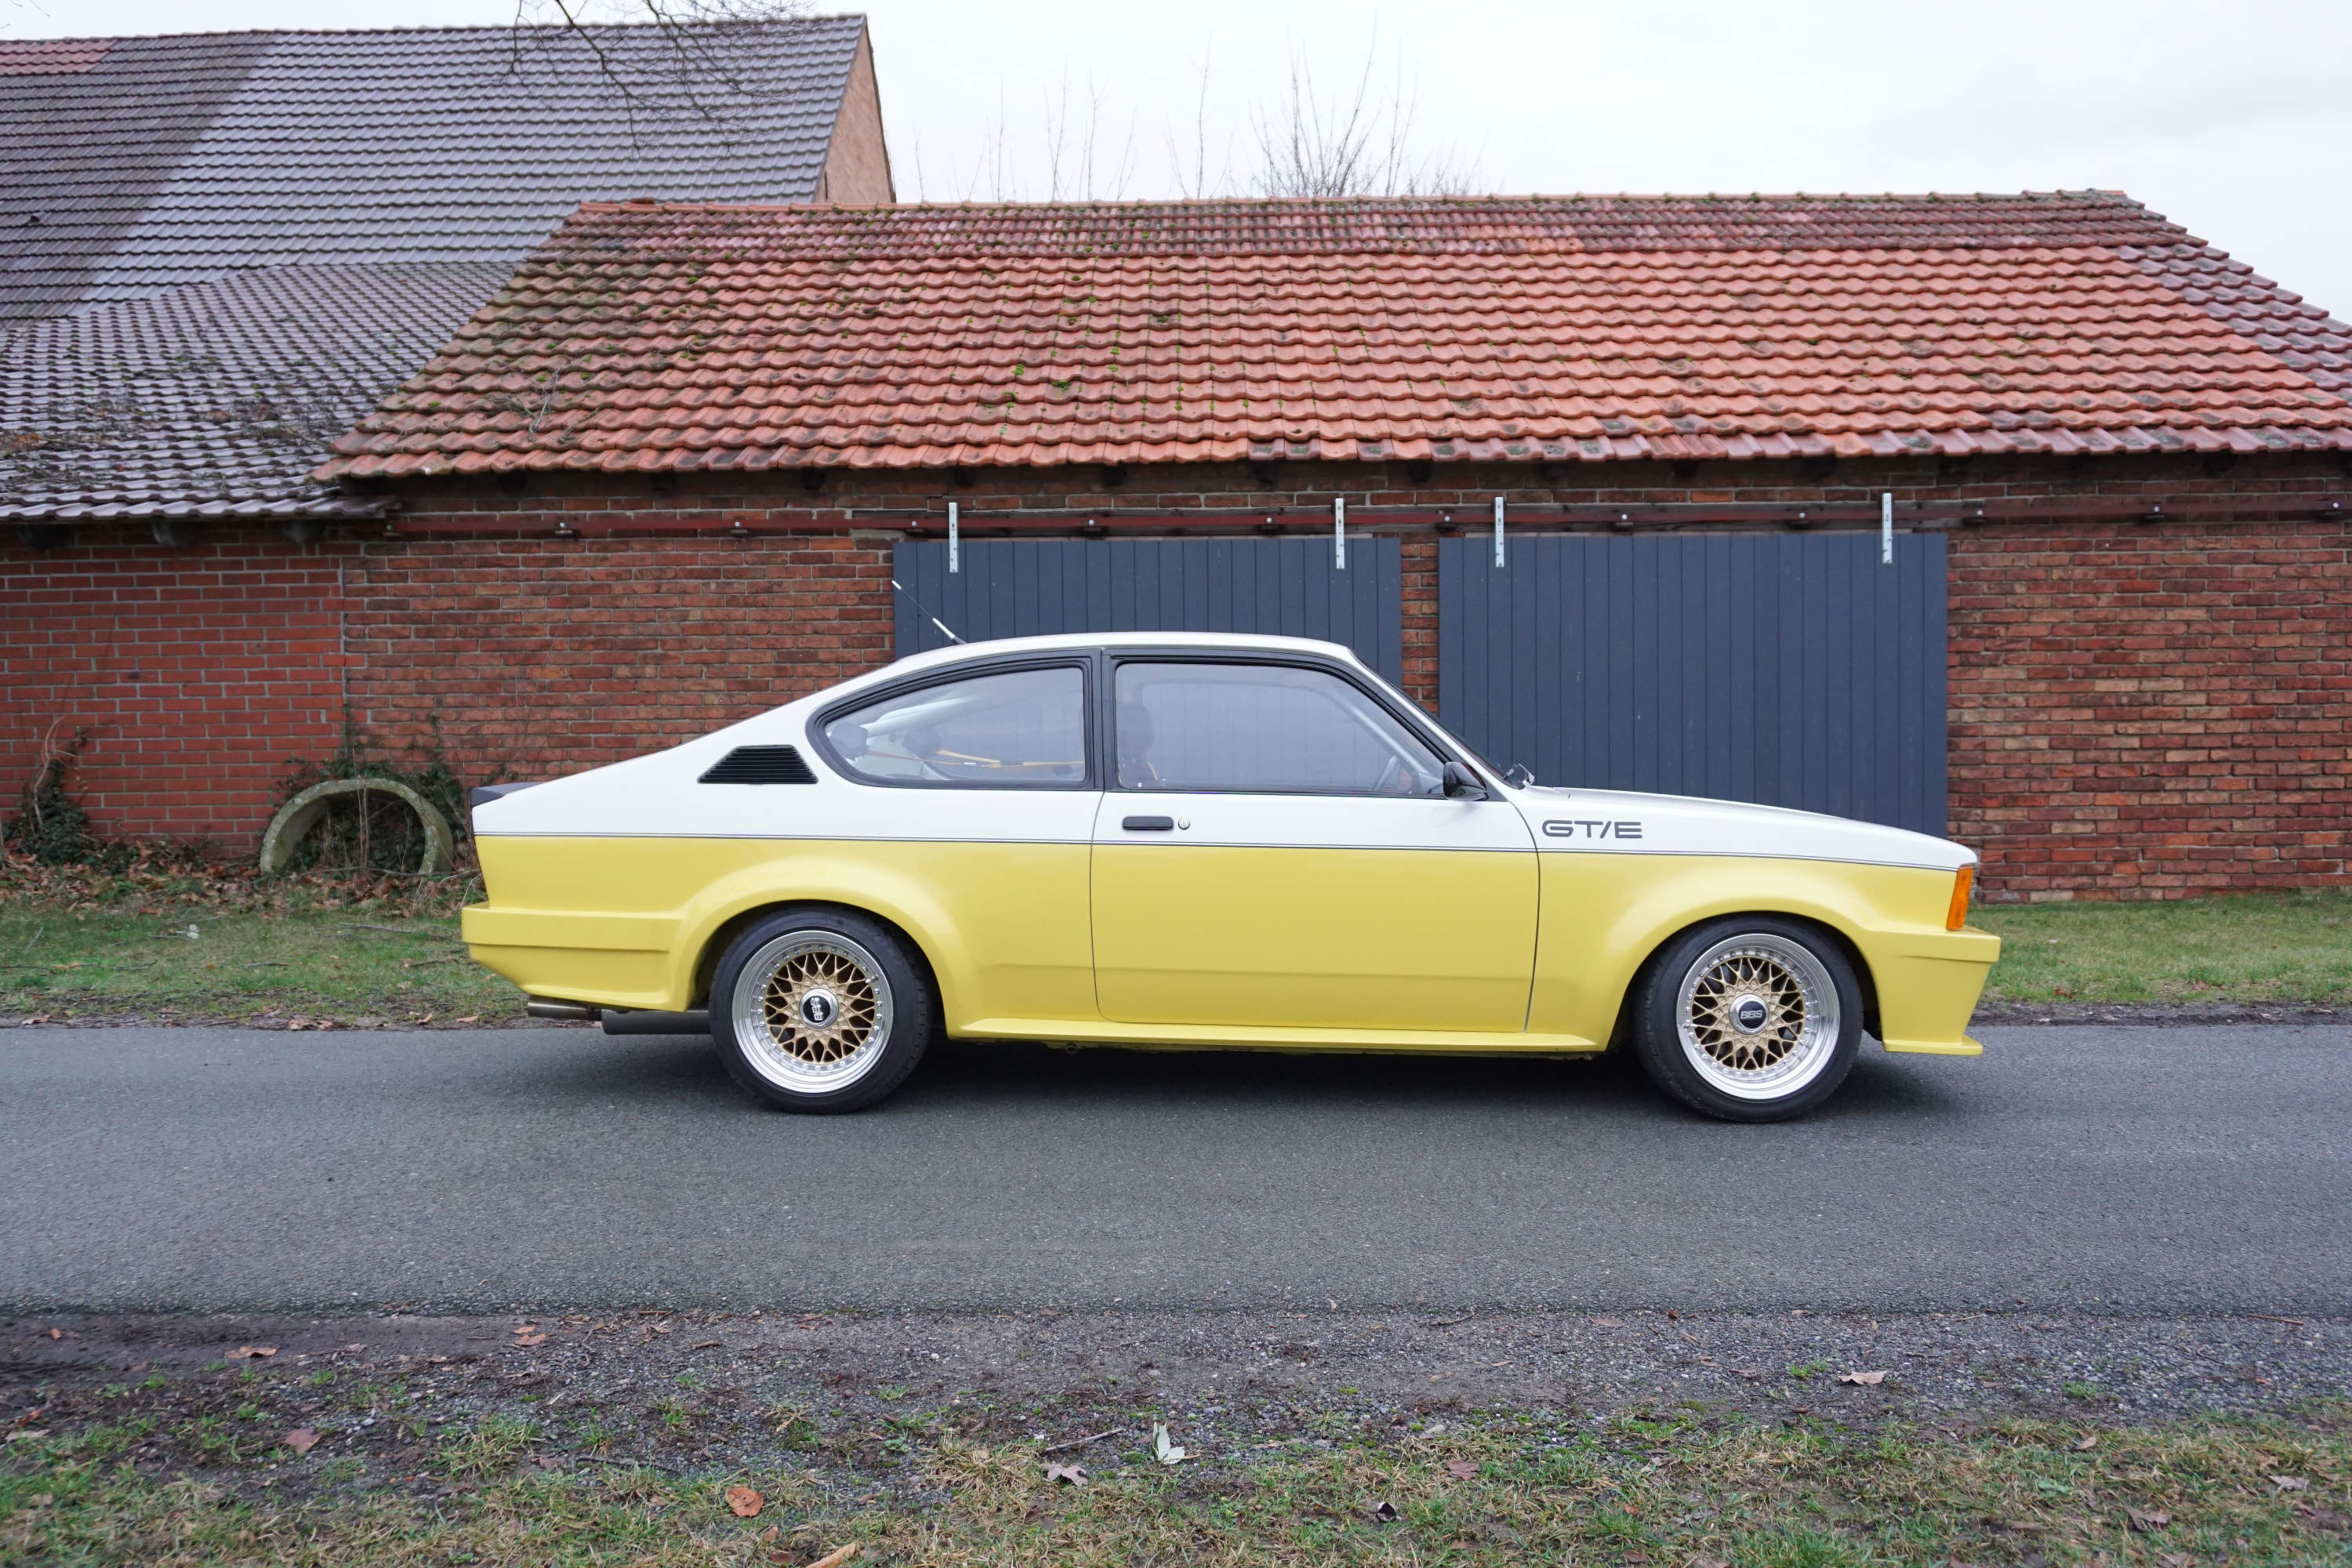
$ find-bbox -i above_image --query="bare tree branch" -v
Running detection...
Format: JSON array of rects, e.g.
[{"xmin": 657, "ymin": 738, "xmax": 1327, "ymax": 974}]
[
  {"xmin": 1246, "ymin": 34, "xmax": 1483, "ymax": 198},
  {"xmin": 507, "ymin": 0, "xmax": 815, "ymax": 139}
]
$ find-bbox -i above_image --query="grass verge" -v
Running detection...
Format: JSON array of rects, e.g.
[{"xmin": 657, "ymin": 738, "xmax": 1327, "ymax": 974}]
[
  {"xmin": 4, "ymin": 1400, "xmax": 2346, "ymax": 1566},
  {"xmin": 1976, "ymin": 890, "xmax": 2352, "ymax": 1006},
  {"xmin": 0, "ymin": 852, "xmax": 523, "ymax": 1025},
  {"xmin": 0, "ymin": 905, "xmax": 523, "ymax": 1025}
]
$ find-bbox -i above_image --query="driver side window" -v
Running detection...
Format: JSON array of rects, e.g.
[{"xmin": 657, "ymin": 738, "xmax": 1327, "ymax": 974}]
[
  {"xmin": 1115, "ymin": 661, "xmax": 1445, "ymax": 797},
  {"xmin": 822, "ymin": 665, "xmax": 1087, "ymax": 787}
]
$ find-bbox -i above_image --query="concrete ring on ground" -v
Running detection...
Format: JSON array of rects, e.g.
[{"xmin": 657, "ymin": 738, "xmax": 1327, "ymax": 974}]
[{"xmin": 260, "ymin": 778, "xmax": 454, "ymax": 877}]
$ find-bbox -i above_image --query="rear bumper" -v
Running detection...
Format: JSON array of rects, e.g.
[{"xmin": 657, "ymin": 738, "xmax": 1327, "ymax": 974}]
[{"xmin": 461, "ymin": 903, "xmax": 686, "ymax": 1011}]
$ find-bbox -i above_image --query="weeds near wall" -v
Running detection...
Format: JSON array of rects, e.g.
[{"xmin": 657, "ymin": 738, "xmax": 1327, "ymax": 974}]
[{"xmin": 2, "ymin": 720, "xmax": 132, "ymax": 870}]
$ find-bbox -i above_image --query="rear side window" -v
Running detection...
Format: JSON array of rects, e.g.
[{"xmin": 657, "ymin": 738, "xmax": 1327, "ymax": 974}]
[
  {"xmin": 1114, "ymin": 661, "xmax": 1445, "ymax": 797},
  {"xmin": 822, "ymin": 666, "xmax": 1087, "ymax": 787}
]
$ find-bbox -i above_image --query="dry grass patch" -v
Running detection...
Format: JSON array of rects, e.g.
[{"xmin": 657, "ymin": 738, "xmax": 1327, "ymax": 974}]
[{"xmin": 5, "ymin": 1406, "xmax": 2346, "ymax": 1566}]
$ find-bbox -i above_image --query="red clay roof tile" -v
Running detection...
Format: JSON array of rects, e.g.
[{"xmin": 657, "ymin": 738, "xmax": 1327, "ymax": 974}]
[{"xmin": 319, "ymin": 194, "xmax": 2352, "ymax": 477}]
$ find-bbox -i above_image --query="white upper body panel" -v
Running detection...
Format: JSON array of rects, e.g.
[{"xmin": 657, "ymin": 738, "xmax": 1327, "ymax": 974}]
[
  {"xmin": 1500, "ymin": 784, "xmax": 1971, "ymax": 873},
  {"xmin": 471, "ymin": 632, "xmax": 1973, "ymax": 873}
]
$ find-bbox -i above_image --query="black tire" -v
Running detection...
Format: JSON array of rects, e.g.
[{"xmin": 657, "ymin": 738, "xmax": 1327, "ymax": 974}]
[
  {"xmin": 707, "ymin": 907, "xmax": 933, "ymax": 1113},
  {"xmin": 1629, "ymin": 916, "xmax": 1864, "ymax": 1123}
]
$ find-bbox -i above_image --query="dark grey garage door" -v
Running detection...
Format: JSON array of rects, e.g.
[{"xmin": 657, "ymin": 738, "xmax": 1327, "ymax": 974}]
[
  {"xmin": 1438, "ymin": 532, "xmax": 1948, "ymax": 835},
  {"xmin": 895, "ymin": 537, "xmax": 1404, "ymax": 684}
]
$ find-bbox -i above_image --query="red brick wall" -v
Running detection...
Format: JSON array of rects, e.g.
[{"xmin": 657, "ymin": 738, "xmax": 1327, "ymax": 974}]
[
  {"xmin": 343, "ymin": 532, "xmax": 893, "ymax": 789},
  {"xmin": 5, "ymin": 452, "xmax": 2347, "ymax": 896},
  {"xmin": 0, "ymin": 529, "xmax": 347, "ymax": 848},
  {"xmin": 0, "ymin": 526, "xmax": 896, "ymax": 855},
  {"xmin": 1948, "ymin": 519, "xmax": 2350, "ymax": 899}
]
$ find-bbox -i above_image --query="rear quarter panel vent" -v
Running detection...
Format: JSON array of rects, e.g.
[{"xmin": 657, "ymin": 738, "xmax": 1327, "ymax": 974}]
[{"xmin": 699, "ymin": 746, "xmax": 818, "ymax": 785}]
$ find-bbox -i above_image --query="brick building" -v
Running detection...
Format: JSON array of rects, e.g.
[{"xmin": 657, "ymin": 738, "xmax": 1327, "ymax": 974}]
[{"xmin": 8, "ymin": 194, "xmax": 2350, "ymax": 898}]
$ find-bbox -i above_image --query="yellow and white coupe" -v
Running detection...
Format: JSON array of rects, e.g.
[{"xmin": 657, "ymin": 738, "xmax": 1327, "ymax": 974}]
[{"xmin": 463, "ymin": 633, "xmax": 1997, "ymax": 1122}]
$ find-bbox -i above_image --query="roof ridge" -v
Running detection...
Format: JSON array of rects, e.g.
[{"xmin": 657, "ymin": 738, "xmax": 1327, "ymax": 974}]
[
  {"xmin": 575, "ymin": 189, "xmax": 2150, "ymax": 214},
  {"xmin": 2, "ymin": 16, "xmax": 866, "ymax": 46}
]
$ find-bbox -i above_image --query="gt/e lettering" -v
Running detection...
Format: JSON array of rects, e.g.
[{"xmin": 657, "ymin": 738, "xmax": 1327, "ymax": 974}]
[{"xmin": 1542, "ymin": 819, "xmax": 1643, "ymax": 840}]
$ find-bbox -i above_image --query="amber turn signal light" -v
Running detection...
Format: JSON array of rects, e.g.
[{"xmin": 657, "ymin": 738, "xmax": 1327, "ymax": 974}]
[{"xmin": 1946, "ymin": 865, "xmax": 1974, "ymax": 931}]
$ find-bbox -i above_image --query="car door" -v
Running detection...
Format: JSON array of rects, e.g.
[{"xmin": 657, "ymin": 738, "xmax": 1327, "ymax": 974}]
[
  {"xmin": 813, "ymin": 655, "xmax": 1103, "ymax": 1029},
  {"xmin": 1090, "ymin": 654, "xmax": 1538, "ymax": 1033}
]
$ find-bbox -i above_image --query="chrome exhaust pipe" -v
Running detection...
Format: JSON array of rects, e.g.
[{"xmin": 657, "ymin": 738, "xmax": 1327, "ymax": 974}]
[{"xmin": 525, "ymin": 999, "xmax": 601, "ymax": 1022}]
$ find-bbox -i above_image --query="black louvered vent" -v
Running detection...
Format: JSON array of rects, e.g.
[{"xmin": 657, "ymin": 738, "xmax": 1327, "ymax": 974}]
[{"xmin": 699, "ymin": 746, "xmax": 818, "ymax": 785}]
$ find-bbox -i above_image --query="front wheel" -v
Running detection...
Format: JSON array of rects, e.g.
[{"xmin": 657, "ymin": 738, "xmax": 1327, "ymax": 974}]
[
  {"xmin": 709, "ymin": 909, "xmax": 932, "ymax": 1112},
  {"xmin": 1630, "ymin": 917, "xmax": 1863, "ymax": 1122}
]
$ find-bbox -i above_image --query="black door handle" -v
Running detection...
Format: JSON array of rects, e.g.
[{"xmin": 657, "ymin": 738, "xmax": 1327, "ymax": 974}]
[{"xmin": 1122, "ymin": 815, "xmax": 1175, "ymax": 831}]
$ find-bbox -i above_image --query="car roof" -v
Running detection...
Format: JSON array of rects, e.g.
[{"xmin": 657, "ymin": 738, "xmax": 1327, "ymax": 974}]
[{"xmin": 880, "ymin": 630, "xmax": 1364, "ymax": 680}]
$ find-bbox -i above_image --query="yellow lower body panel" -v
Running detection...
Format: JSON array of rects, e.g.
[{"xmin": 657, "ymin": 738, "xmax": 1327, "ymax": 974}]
[
  {"xmin": 964, "ymin": 1016, "xmax": 1596, "ymax": 1054},
  {"xmin": 1884, "ymin": 1034, "xmax": 1985, "ymax": 1056},
  {"xmin": 465, "ymin": 835, "xmax": 1998, "ymax": 1062},
  {"xmin": 466, "ymin": 835, "xmax": 1094, "ymax": 1023},
  {"xmin": 1091, "ymin": 843, "xmax": 1537, "ymax": 1033},
  {"xmin": 1528, "ymin": 854, "xmax": 1998, "ymax": 1055}
]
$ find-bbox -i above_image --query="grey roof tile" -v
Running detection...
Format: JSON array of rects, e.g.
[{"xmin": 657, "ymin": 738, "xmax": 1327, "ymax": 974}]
[
  {"xmin": 1, "ymin": 20, "xmax": 867, "ymax": 318},
  {"xmin": 1, "ymin": 261, "xmax": 510, "ymax": 514},
  {"xmin": 0, "ymin": 17, "xmax": 877, "ymax": 514}
]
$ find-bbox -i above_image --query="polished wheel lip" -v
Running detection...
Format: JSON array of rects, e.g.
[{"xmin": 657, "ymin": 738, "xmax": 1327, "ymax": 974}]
[
  {"xmin": 1674, "ymin": 931, "xmax": 1840, "ymax": 1102},
  {"xmin": 731, "ymin": 931, "xmax": 894, "ymax": 1094}
]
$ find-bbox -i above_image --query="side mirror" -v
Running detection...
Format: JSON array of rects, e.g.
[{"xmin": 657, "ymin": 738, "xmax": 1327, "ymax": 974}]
[
  {"xmin": 1502, "ymin": 763, "xmax": 1534, "ymax": 789},
  {"xmin": 1442, "ymin": 760, "xmax": 1488, "ymax": 800}
]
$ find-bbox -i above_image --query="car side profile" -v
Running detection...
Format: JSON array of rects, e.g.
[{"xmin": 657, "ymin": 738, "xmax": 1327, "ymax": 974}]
[{"xmin": 463, "ymin": 632, "xmax": 1998, "ymax": 1121}]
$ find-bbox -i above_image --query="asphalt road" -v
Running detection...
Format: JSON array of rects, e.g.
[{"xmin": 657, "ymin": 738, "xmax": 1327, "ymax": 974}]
[{"xmin": 2, "ymin": 1023, "xmax": 2345, "ymax": 1316}]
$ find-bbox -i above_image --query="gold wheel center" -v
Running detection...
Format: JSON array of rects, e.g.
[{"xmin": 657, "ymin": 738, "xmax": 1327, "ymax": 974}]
[
  {"xmin": 761, "ymin": 950, "xmax": 879, "ymax": 1064},
  {"xmin": 1687, "ymin": 954, "xmax": 1806, "ymax": 1072}
]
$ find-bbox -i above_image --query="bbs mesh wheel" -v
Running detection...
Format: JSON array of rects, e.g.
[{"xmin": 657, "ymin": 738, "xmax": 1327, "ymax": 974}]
[
  {"xmin": 1630, "ymin": 916, "xmax": 1864, "ymax": 1122},
  {"xmin": 709, "ymin": 909, "xmax": 932, "ymax": 1112}
]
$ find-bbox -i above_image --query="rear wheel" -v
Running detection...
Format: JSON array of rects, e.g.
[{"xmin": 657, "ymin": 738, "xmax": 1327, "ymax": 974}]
[
  {"xmin": 1630, "ymin": 917, "xmax": 1862, "ymax": 1122},
  {"xmin": 709, "ymin": 909, "xmax": 931, "ymax": 1112}
]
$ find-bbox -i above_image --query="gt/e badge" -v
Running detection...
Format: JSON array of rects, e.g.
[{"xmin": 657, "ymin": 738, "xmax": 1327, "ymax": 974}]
[{"xmin": 1543, "ymin": 819, "xmax": 1643, "ymax": 840}]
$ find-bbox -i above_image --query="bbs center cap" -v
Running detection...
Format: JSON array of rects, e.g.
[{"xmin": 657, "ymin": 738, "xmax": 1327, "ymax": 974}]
[
  {"xmin": 798, "ymin": 989, "xmax": 839, "ymax": 1028},
  {"xmin": 1731, "ymin": 996, "xmax": 1770, "ymax": 1033}
]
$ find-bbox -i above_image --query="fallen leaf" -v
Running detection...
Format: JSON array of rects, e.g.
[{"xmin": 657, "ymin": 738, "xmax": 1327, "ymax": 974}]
[
  {"xmin": 5, "ymin": 1430, "xmax": 51, "ymax": 1443},
  {"xmin": 1836, "ymin": 1369, "xmax": 1888, "ymax": 1385},
  {"xmin": 45, "ymin": 1329, "xmax": 60, "ymax": 1341},
  {"xmin": 1044, "ymin": 1461, "xmax": 1086, "ymax": 1485},
  {"xmin": 513, "ymin": 1334, "xmax": 548, "ymax": 1347},
  {"xmin": 1370, "ymin": 1499, "xmax": 1399, "ymax": 1522},
  {"xmin": 1593, "ymin": 1317, "xmax": 1625, "ymax": 1327},
  {"xmin": 285, "ymin": 1428, "xmax": 320, "ymax": 1455},
  {"xmin": 2128, "ymin": 1507, "xmax": 2172, "ymax": 1531},
  {"xmin": 1446, "ymin": 1457, "xmax": 1477, "ymax": 1480},
  {"xmin": 691, "ymin": 1339, "xmax": 721, "ymax": 1350},
  {"xmin": 726, "ymin": 1484, "xmax": 764, "ymax": 1518},
  {"xmin": 1693, "ymin": 1559, "xmax": 1731, "ymax": 1568},
  {"xmin": 10, "ymin": 1408, "xmax": 42, "ymax": 1427},
  {"xmin": 2156, "ymin": 1553, "xmax": 2194, "ymax": 1568},
  {"xmin": 758, "ymin": 1526, "xmax": 779, "ymax": 1542},
  {"xmin": 452, "ymin": 1014, "xmax": 481, "ymax": 1025},
  {"xmin": 807, "ymin": 1545, "xmax": 859, "ymax": 1568},
  {"xmin": 230, "ymin": 1345, "xmax": 278, "ymax": 1359},
  {"xmin": 2073, "ymin": 1434, "xmax": 2098, "ymax": 1450},
  {"xmin": 2272, "ymin": 1474, "xmax": 2310, "ymax": 1490},
  {"xmin": 1152, "ymin": 1422, "xmax": 1188, "ymax": 1465}
]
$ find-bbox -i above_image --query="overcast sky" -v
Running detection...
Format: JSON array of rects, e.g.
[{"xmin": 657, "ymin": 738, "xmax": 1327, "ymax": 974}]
[{"xmin": 12, "ymin": 0, "xmax": 2350, "ymax": 313}]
